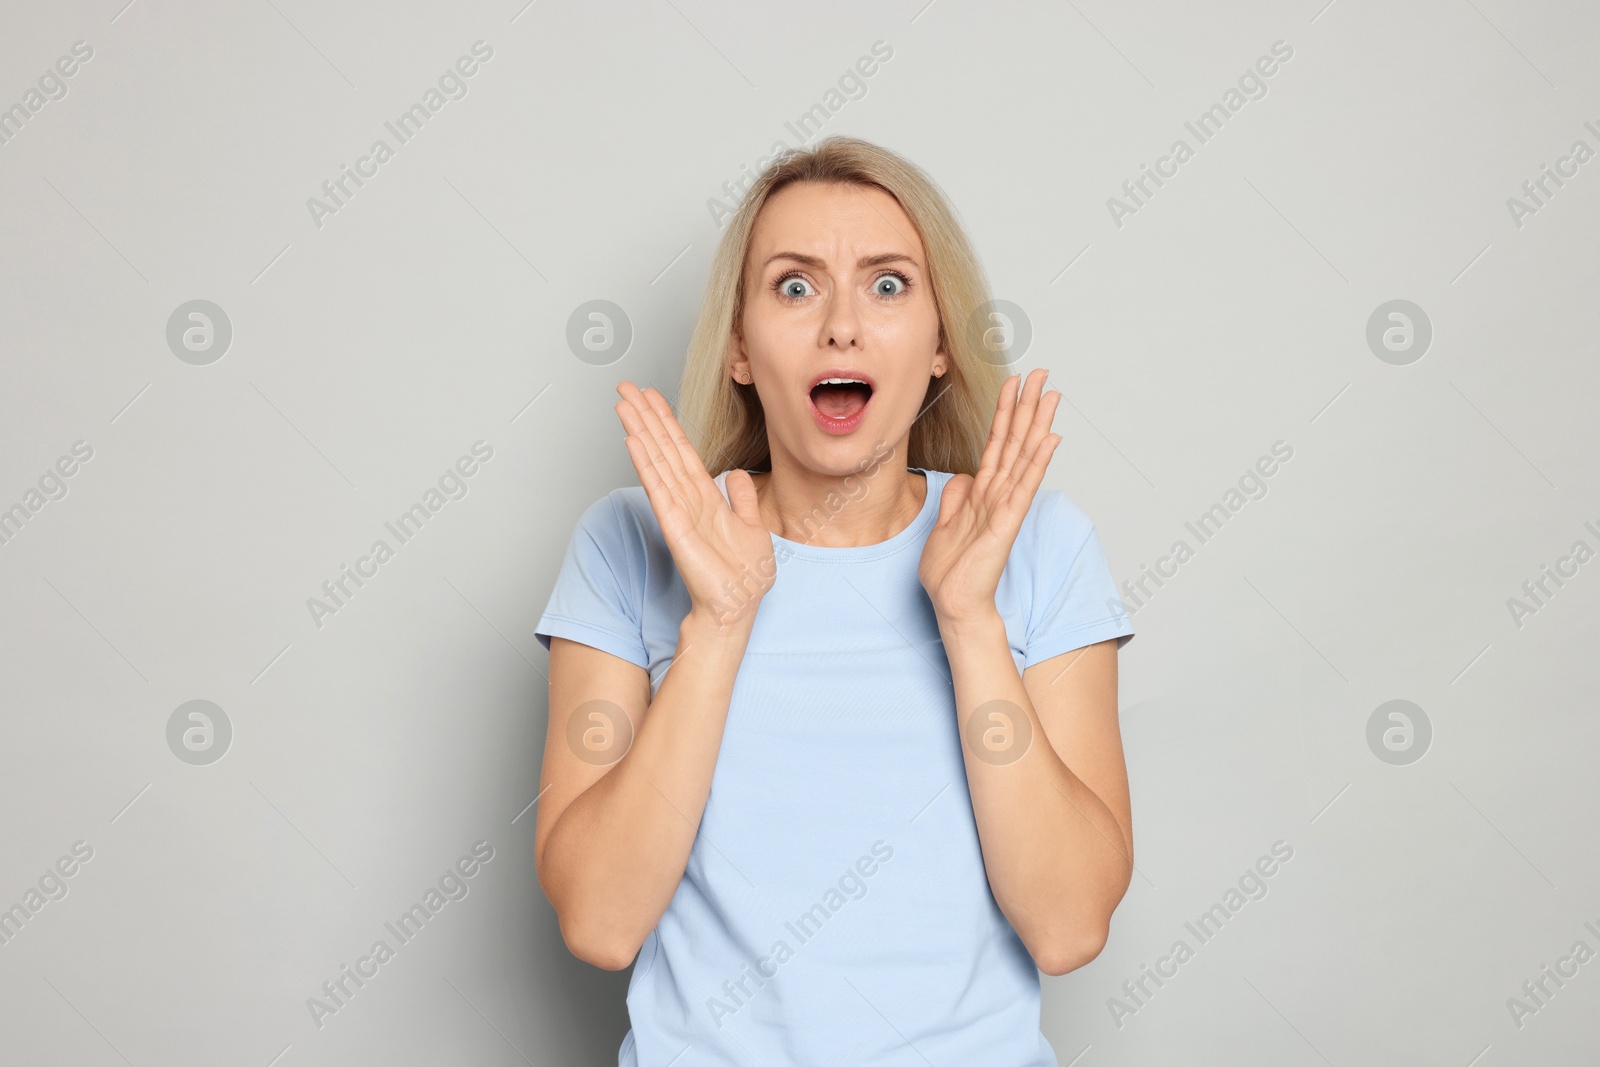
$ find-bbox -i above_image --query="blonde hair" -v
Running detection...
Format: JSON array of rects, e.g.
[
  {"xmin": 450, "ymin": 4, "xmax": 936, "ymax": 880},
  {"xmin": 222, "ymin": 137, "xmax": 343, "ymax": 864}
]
[{"xmin": 676, "ymin": 135, "xmax": 1010, "ymax": 476}]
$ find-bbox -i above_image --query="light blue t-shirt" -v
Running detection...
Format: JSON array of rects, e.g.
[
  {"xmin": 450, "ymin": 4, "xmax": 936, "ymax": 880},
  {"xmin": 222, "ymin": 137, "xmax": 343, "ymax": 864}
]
[{"xmin": 535, "ymin": 466, "xmax": 1134, "ymax": 1066}]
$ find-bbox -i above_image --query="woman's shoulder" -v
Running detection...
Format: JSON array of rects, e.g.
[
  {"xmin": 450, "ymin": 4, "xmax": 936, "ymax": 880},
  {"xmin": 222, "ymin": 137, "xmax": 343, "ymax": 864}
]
[
  {"xmin": 563, "ymin": 484, "xmax": 662, "ymax": 561},
  {"xmin": 1015, "ymin": 483, "xmax": 1098, "ymax": 567},
  {"xmin": 602, "ymin": 481, "xmax": 658, "ymax": 520},
  {"xmin": 1030, "ymin": 484, "xmax": 1094, "ymax": 532}
]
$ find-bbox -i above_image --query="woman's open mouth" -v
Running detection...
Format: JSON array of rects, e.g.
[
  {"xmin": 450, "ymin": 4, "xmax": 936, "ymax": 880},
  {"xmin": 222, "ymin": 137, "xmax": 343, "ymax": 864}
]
[{"xmin": 807, "ymin": 374, "xmax": 874, "ymax": 435}]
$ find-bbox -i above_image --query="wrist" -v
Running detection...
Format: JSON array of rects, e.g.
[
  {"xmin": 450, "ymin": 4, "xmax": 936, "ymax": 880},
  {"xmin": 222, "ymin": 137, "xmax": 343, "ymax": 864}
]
[
  {"xmin": 681, "ymin": 606, "xmax": 756, "ymax": 647},
  {"xmin": 934, "ymin": 605, "xmax": 1005, "ymax": 641}
]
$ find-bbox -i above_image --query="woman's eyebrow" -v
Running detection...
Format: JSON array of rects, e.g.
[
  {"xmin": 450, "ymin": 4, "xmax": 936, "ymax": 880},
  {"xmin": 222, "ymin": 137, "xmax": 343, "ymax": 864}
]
[{"xmin": 763, "ymin": 251, "xmax": 920, "ymax": 270}]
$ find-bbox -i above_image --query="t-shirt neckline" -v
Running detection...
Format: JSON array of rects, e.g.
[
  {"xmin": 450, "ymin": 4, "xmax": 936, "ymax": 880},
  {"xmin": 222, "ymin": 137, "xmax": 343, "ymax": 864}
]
[{"xmin": 718, "ymin": 467, "xmax": 941, "ymax": 562}]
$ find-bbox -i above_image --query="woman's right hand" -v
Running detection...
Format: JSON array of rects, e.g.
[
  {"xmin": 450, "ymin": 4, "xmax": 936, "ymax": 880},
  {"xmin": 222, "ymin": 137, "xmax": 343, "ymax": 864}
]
[{"xmin": 614, "ymin": 381, "xmax": 775, "ymax": 629}]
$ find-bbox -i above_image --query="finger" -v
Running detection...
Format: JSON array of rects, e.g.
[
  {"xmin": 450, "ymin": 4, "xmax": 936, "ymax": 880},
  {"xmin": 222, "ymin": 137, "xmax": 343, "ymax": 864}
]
[
  {"xmin": 995, "ymin": 368, "xmax": 1047, "ymax": 487},
  {"xmin": 615, "ymin": 384, "xmax": 686, "ymax": 508},
  {"xmin": 934, "ymin": 471, "xmax": 973, "ymax": 527},
  {"xmin": 974, "ymin": 374, "xmax": 1020, "ymax": 497},
  {"xmin": 615, "ymin": 381, "xmax": 674, "ymax": 470},
  {"xmin": 1010, "ymin": 384, "xmax": 1060, "ymax": 486},
  {"xmin": 617, "ymin": 415, "xmax": 698, "ymax": 543},
  {"xmin": 612, "ymin": 388, "xmax": 657, "ymax": 461},
  {"xmin": 724, "ymin": 468, "xmax": 762, "ymax": 525},
  {"xmin": 616, "ymin": 382, "xmax": 683, "ymax": 482},
  {"xmin": 1001, "ymin": 371, "xmax": 1057, "ymax": 499},
  {"xmin": 999, "ymin": 382, "xmax": 1059, "ymax": 519},
  {"xmin": 614, "ymin": 393, "xmax": 662, "ymax": 488},
  {"xmin": 966, "ymin": 371, "xmax": 1017, "ymax": 505},
  {"xmin": 620, "ymin": 421, "xmax": 677, "ymax": 525},
  {"xmin": 640, "ymin": 386, "xmax": 709, "ymax": 488},
  {"xmin": 1006, "ymin": 432, "xmax": 1061, "ymax": 518},
  {"xmin": 632, "ymin": 386, "xmax": 691, "ymax": 486}
]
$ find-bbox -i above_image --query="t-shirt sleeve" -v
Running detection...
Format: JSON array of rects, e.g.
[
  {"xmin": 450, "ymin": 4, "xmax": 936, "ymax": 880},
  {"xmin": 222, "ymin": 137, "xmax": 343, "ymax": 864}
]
[
  {"xmin": 534, "ymin": 493, "xmax": 649, "ymax": 669},
  {"xmin": 1023, "ymin": 490, "xmax": 1135, "ymax": 669}
]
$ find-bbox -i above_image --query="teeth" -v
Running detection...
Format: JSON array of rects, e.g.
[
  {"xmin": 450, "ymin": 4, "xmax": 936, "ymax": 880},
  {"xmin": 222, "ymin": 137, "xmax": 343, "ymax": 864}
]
[{"xmin": 815, "ymin": 377, "xmax": 868, "ymax": 386}]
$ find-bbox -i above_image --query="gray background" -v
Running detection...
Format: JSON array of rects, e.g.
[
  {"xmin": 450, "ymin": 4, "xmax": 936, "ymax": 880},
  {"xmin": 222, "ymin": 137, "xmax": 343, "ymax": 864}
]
[{"xmin": 2, "ymin": 0, "xmax": 1597, "ymax": 1064}]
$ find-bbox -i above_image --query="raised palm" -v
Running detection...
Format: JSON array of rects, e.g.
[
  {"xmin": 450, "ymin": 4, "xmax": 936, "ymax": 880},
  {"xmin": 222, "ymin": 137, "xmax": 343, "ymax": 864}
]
[
  {"xmin": 918, "ymin": 368, "xmax": 1062, "ymax": 623},
  {"xmin": 614, "ymin": 382, "xmax": 775, "ymax": 627}
]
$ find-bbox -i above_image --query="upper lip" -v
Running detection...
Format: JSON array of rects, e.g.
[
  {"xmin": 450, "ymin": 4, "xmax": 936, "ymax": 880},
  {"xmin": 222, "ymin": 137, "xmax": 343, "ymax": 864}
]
[{"xmin": 807, "ymin": 368, "xmax": 876, "ymax": 393}]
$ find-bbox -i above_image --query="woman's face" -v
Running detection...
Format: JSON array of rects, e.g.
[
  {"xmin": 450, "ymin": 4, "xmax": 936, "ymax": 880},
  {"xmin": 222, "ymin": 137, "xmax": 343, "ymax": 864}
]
[{"xmin": 732, "ymin": 180, "xmax": 947, "ymax": 475}]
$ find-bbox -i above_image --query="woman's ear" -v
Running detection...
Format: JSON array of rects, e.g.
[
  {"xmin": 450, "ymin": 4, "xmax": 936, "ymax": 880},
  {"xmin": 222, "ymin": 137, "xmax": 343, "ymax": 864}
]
[{"xmin": 727, "ymin": 334, "xmax": 751, "ymax": 385}]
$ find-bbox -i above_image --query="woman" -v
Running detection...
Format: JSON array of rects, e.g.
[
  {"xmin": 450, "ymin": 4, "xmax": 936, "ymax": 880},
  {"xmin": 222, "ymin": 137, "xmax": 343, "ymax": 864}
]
[{"xmin": 534, "ymin": 136, "xmax": 1136, "ymax": 1066}]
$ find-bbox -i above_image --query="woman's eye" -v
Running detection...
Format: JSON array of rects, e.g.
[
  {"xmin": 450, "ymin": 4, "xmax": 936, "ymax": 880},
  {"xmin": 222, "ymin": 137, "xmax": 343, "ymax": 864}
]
[
  {"xmin": 776, "ymin": 276, "xmax": 813, "ymax": 299},
  {"xmin": 874, "ymin": 273, "xmax": 908, "ymax": 296}
]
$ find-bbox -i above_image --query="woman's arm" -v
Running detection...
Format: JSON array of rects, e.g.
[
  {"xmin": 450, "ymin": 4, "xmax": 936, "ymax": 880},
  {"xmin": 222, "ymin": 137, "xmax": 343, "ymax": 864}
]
[
  {"xmin": 536, "ymin": 381, "xmax": 775, "ymax": 970},
  {"xmin": 938, "ymin": 622, "xmax": 1133, "ymax": 976},
  {"xmin": 535, "ymin": 611, "xmax": 753, "ymax": 970},
  {"xmin": 916, "ymin": 368, "xmax": 1132, "ymax": 975}
]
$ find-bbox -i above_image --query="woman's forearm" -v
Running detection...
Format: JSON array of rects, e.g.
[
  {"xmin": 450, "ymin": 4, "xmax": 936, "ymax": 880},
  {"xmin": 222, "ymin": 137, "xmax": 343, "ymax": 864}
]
[
  {"xmin": 938, "ymin": 609, "xmax": 1132, "ymax": 975},
  {"xmin": 542, "ymin": 611, "xmax": 752, "ymax": 968}
]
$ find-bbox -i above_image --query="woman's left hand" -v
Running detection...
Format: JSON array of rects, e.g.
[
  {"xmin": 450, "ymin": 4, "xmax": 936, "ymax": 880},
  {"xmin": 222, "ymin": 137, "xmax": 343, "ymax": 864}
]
[{"xmin": 918, "ymin": 367, "xmax": 1062, "ymax": 625}]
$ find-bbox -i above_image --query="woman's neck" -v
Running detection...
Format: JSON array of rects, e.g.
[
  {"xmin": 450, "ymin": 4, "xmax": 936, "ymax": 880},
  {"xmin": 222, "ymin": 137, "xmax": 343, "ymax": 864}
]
[{"xmin": 749, "ymin": 463, "xmax": 926, "ymax": 548}]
